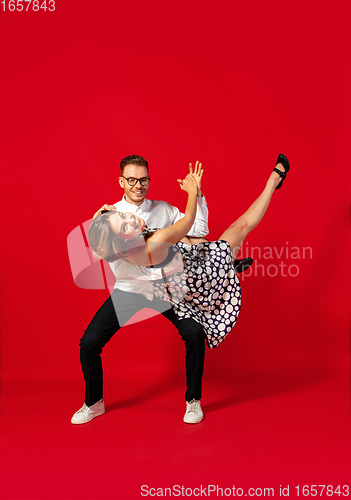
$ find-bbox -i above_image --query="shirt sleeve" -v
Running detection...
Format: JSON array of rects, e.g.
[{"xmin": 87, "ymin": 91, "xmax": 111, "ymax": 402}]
[{"xmin": 167, "ymin": 196, "xmax": 209, "ymax": 237}]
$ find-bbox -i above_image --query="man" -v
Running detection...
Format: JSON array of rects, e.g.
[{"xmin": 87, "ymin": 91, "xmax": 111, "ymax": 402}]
[{"xmin": 71, "ymin": 155, "xmax": 209, "ymax": 425}]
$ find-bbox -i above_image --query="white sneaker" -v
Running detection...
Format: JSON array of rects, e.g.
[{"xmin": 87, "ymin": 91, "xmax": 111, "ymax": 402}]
[
  {"xmin": 71, "ymin": 399, "xmax": 105, "ymax": 425},
  {"xmin": 183, "ymin": 399, "xmax": 203, "ymax": 424}
]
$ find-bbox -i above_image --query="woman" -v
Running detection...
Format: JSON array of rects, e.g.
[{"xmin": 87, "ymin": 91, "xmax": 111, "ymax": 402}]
[{"xmin": 88, "ymin": 154, "xmax": 290, "ymax": 348}]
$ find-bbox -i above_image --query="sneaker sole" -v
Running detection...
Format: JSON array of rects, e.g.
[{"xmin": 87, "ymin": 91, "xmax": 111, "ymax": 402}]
[
  {"xmin": 183, "ymin": 416, "xmax": 203, "ymax": 424},
  {"xmin": 71, "ymin": 408, "xmax": 105, "ymax": 425}
]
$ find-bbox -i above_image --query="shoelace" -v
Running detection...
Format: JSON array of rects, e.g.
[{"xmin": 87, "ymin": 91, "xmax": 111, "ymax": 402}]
[
  {"xmin": 77, "ymin": 403, "xmax": 89, "ymax": 414},
  {"xmin": 187, "ymin": 400, "xmax": 199, "ymax": 414}
]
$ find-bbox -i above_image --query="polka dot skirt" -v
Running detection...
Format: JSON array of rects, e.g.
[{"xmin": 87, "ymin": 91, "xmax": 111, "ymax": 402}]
[{"xmin": 151, "ymin": 240, "xmax": 241, "ymax": 349}]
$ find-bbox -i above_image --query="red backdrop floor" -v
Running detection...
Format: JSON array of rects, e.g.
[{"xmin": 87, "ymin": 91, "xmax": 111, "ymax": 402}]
[{"xmin": 1, "ymin": 363, "xmax": 350, "ymax": 500}]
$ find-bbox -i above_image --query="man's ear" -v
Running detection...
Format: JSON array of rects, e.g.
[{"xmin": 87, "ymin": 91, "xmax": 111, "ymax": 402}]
[{"xmin": 118, "ymin": 177, "xmax": 124, "ymax": 188}]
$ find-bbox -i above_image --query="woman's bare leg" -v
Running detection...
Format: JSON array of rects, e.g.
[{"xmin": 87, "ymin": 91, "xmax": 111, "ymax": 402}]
[{"xmin": 219, "ymin": 164, "xmax": 285, "ymax": 259}]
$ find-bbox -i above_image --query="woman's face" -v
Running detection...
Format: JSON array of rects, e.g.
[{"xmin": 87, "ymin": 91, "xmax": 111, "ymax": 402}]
[{"xmin": 109, "ymin": 212, "xmax": 145, "ymax": 241}]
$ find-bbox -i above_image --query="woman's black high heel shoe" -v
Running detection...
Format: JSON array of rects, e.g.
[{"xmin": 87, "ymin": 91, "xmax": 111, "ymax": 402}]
[
  {"xmin": 234, "ymin": 257, "xmax": 253, "ymax": 273},
  {"xmin": 273, "ymin": 153, "xmax": 290, "ymax": 190}
]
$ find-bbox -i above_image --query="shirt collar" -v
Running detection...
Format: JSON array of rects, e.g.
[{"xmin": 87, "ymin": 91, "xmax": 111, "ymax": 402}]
[{"xmin": 120, "ymin": 195, "xmax": 151, "ymax": 212}]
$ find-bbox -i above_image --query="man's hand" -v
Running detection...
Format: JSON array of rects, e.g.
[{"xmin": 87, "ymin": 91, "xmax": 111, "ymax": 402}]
[
  {"xmin": 189, "ymin": 161, "xmax": 204, "ymax": 197},
  {"xmin": 93, "ymin": 204, "xmax": 117, "ymax": 219},
  {"xmin": 177, "ymin": 173, "xmax": 198, "ymax": 194}
]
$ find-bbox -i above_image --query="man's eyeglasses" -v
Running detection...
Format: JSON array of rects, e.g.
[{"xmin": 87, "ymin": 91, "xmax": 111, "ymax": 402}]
[{"xmin": 121, "ymin": 176, "xmax": 150, "ymax": 187}]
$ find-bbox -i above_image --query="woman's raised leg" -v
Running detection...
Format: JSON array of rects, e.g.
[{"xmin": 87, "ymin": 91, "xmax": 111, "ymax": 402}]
[{"xmin": 219, "ymin": 163, "xmax": 286, "ymax": 259}]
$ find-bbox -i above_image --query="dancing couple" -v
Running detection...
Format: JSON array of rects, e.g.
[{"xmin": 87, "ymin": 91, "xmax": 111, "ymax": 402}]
[{"xmin": 71, "ymin": 153, "xmax": 290, "ymax": 425}]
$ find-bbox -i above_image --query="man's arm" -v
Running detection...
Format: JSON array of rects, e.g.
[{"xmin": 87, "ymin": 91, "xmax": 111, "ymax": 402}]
[
  {"xmin": 169, "ymin": 161, "xmax": 209, "ymax": 237},
  {"xmin": 169, "ymin": 197, "xmax": 209, "ymax": 237}
]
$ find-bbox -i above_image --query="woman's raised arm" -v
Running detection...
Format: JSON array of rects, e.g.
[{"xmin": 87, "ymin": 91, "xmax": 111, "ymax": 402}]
[
  {"xmin": 124, "ymin": 174, "xmax": 199, "ymax": 266},
  {"xmin": 148, "ymin": 174, "xmax": 198, "ymax": 245}
]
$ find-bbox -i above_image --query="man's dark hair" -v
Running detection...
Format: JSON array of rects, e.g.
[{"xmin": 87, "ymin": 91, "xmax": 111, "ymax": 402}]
[{"xmin": 120, "ymin": 155, "xmax": 149, "ymax": 175}]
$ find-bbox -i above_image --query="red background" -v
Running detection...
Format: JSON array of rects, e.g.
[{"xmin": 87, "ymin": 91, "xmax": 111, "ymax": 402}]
[{"xmin": 1, "ymin": 1, "xmax": 350, "ymax": 499}]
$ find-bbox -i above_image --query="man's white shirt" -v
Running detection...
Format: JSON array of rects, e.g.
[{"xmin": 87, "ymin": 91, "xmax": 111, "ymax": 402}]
[{"xmin": 109, "ymin": 195, "xmax": 209, "ymax": 299}]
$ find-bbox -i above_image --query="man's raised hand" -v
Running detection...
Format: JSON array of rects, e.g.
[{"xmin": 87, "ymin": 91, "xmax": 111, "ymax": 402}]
[
  {"xmin": 189, "ymin": 161, "xmax": 204, "ymax": 197},
  {"xmin": 177, "ymin": 173, "xmax": 198, "ymax": 194},
  {"xmin": 93, "ymin": 204, "xmax": 117, "ymax": 219}
]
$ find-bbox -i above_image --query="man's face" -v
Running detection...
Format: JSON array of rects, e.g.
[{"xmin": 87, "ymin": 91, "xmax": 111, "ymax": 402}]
[{"xmin": 119, "ymin": 164, "xmax": 150, "ymax": 205}]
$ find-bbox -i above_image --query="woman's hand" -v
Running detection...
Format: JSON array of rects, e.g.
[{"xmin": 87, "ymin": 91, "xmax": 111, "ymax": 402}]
[
  {"xmin": 162, "ymin": 252, "xmax": 184, "ymax": 276},
  {"xmin": 93, "ymin": 204, "xmax": 116, "ymax": 219},
  {"xmin": 177, "ymin": 173, "xmax": 198, "ymax": 194},
  {"xmin": 189, "ymin": 161, "xmax": 204, "ymax": 197}
]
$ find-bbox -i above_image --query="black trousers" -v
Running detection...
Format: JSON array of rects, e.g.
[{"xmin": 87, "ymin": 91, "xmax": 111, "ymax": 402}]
[{"xmin": 79, "ymin": 289, "xmax": 206, "ymax": 406}]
